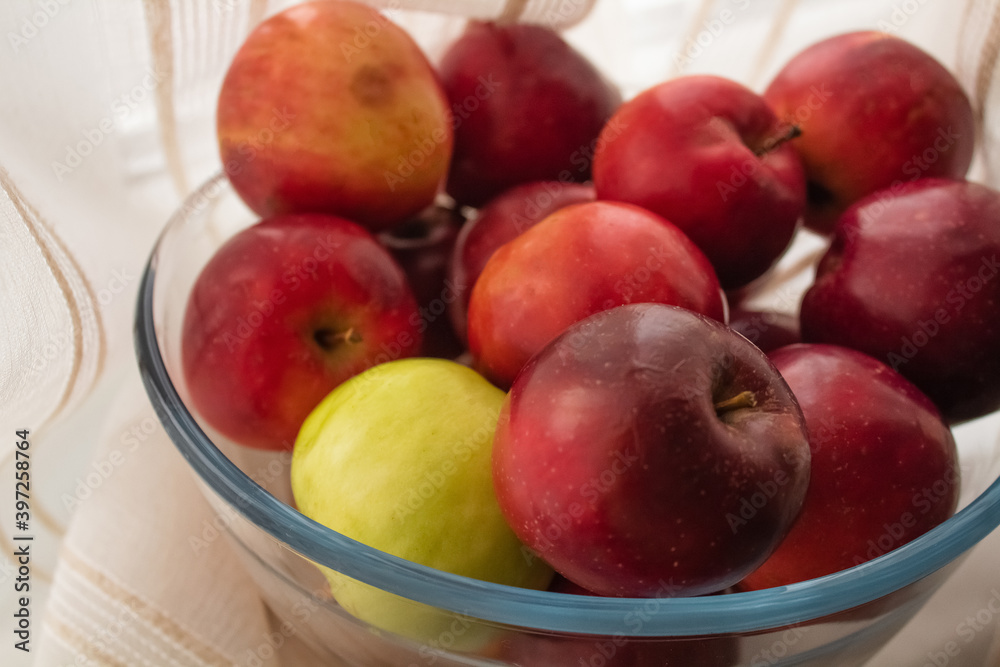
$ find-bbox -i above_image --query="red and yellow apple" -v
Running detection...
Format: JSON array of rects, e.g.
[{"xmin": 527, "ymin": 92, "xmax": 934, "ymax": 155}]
[
  {"xmin": 181, "ymin": 213, "xmax": 422, "ymax": 450},
  {"xmin": 217, "ymin": 0, "xmax": 452, "ymax": 230},
  {"xmin": 593, "ymin": 75, "xmax": 806, "ymax": 289},
  {"xmin": 467, "ymin": 201, "xmax": 727, "ymax": 388},
  {"xmin": 763, "ymin": 31, "xmax": 975, "ymax": 233},
  {"xmin": 448, "ymin": 180, "xmax": 595, "ymax": 340}
]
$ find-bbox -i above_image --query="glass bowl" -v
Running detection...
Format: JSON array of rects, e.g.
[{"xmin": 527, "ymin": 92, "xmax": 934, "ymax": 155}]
[{"xmin": 135, "ymin": 173, "xmax": 1000, "ymax": 666}]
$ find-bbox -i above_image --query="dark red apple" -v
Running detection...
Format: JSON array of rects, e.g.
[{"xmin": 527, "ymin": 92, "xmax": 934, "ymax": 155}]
[
  {"xmin": 799, "ymin": 178, "xmax": 1000, "ymax": 423},
  {"xmin": 497, "ymin": 628, "xmax": 738, "ymax": 666},
  {"xmin": 739, "ymin": 344, "xmax": 959, "ymax": 590},
  {"xmin": 593, "ymin": 74, "xmax": 806, "ymax": 289},
  {"xmin": 217, "ymin": 0, "xmax": 452, "ymax": 230},
  {"xmin": 448, "ymin": 180, "xmax": 595, "ymax": 340},
  {"xmin": 763, "ymin": 31, "xmax": 976, "ymax": 234},
  {"xmin": 493, "ymin": 303, "xmax": 811, "ymax": 598},
  {"xmin": 181, "ymin": 214, "xmax": 422, "ymax": 450},
  {"xmin": 728, "ymin": 307, "xmax": 800, "ymax": 353},
  {"xmin": 378, "ymin": 204, "xmax": 465, "ymax": 358},
  {"xmin": 494, "ymin": 574, "xmax": 739, "ymax": 665},
  {"xmin": 468, "ymin": 201, "xmax": 727, "ymax": 388},
  {"xmin": 438, "ymin": 21, "xmax": 620, "ymax": 207}
]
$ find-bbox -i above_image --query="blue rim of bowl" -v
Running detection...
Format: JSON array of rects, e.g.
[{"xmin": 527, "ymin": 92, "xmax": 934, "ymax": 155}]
[{"xmin": 133, "ymin": 178, "xmax": 1000, "ymax": 638}]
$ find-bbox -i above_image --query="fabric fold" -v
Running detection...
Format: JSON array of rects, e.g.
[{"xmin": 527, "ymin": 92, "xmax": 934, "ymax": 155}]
[{"xmin": 34, "ymin": 365, "xmax": 281, "ymax": 667}]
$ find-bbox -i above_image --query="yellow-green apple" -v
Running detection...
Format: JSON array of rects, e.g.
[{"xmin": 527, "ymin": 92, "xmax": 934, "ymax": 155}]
[
  {"xmin": 438, "ymin": 21, "xmax": 620, "ymax": 207},
  {"xmin": 291, "ymin": 358, "xmax": 553, "ymax": 644},
  {"xmin": 799, "ymin": 178, "xmax": 1000, "ymax": 423},
  {"xmin": 763, "ymin": 31, "xmax": 975, "ymax": 234},
  {"xmin": 493, "ymin": 303, "xmax": 811, "ymax": 598},
  {"xmin": 739, "ymin": 344, "xmax": 959, "ymax": 590},
  {"xmin": 181, "ymin": 214, "xmax": 422, "ymax": 451},
  {"xmin": 448, "ymin": 180, "xmax": 595, "ymax": 341},
  {"xmin": 217, "ymin": 0, "xmax": 452, "ymax": 230},
  {"xmin": 467, "ymin": 201, "xmax": 727, "ymax": 388},
  {"xmin": 593, "ymin": 74, "xmax": 806, "ymax": 289},
  {"xmin": 378, "ymin": 203, "xmax": 465, "ymax": 359}
]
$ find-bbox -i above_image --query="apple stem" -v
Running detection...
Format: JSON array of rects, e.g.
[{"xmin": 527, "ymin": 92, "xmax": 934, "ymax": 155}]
[
  {"xmin": 315, "ymin": 327, "xmax": 363, "ymax": 349},
  {"xmin": 755, "ymin": 124, "xmax": 802, "ymax": 157},
  {"xmin": 714, "ymin": 390, "xmax": 757, "ymax": 415}
]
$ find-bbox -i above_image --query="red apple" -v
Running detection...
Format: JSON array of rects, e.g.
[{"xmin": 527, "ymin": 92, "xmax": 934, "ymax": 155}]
[
  {"xmin": 467, "ymin": 201, "xmax": 727, "ymax": 388},
  {"xmin": 181, "ymin": 214, "xmax": 422, "ymax": 450},
  {"xmin": 438, "ymin": 21, "xmax": 620, "ymax": 207},
  {"xmin": 763, "ymin": 31, "xmax": 975, "ymax": 234},
  {"xmin": 448, "ymin": 180, "xmax": 595, "ymax": 340},
  {"xmin": 493, "ymin": 303, "xmax": 811, "ymax": 598},
  {"xmin": 593, "ymin": 74, "xmax": 806, "ymax": 289},
  {"xmin": 739, "ymin": 344, "xmax": 959, "ymax": 590},
  {"xmin": 728, "ymin": 307, "xmax": 800, "ymax": 353},
  {"xmin": 378, "ymin": 204, "xmax": 465, "ymax": 358},
  {"xmin": 799, "ymin": 178, "xmax": 1000, "ymax": 423},
  {"xmin": 500, "ymin": 571, "xmax": 742, "ymax": 665},
  {"xmin": 498, "ymin": 624, "xmax": 738, "ymax": 667},
  {"xmin": 217, "ymin": 0, "xmax": 452, "ymax": 230}
]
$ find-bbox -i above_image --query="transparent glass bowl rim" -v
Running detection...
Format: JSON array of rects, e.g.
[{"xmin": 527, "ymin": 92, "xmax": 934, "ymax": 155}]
[{"xmin": 134, "ymin": 174, "xmax": 1000, "ymax": 638}]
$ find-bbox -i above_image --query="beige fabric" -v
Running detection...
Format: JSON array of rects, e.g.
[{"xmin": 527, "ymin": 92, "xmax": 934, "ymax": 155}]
[
  {"xmin": 2, "ymin": 0, "xmax": 1000, "ymax": 666},
  {"xmin": 1, "ymin": 166, "xmax": 104, "ymax": 432},
  {"xmin": 958, "ymin": 0, "xmax": 1000, "ymax": 184},
  {"xmin": 32, "ymin": 364, "xmax": 279, "ymax": 667}
]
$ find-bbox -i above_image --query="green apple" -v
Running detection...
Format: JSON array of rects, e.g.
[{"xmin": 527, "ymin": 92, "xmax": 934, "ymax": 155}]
[{"xmin": 291, "ymin": 358, "xmax": 553, "ymax": 645}]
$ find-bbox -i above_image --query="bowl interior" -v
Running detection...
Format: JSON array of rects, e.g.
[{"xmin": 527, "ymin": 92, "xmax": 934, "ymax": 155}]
[{"xmin": 135, "ymin": 173, "xmax": 1000, "ymax": 640}]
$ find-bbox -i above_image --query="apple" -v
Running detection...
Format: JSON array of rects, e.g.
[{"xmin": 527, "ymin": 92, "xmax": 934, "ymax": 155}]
[
  {"xmin": 217, "ymin": 0, "xmax": 452, "ymax": 230},
  {"xmin": 291, "ymin": 358, "xmax": 553, "ymax": 644},
  {"xmin": 493, "ymin": 574, "xmax": 740, "ymax": 665},
  {"xmin": 593, "ymin": 74, "xmax": 806, "ymax": 289},
  {"xmin": 449, "ymin": 180, "xmax": 596, "ymax": 340},
  {"xmin": 739, "ymin": 344, "xmax": 959, "ymax": 590},
  {"xmin": 799, "ymin": 178, "xmax": 1000, "ymax": 423},
  {"xmin": 378, "ymin": 203, "xmax": 465, "ymax": 358},
  {"xmin": 438, "ymin": 21, "xmax": 620, "ymax": 207},
  {"xmin": 497, "ymin": 626, "xmax": 738, "ymax": 666},
  {"xmin": 467, "ymin": 201, "xmax": 727, "ymax": 388},
  {"xmin": 492, "ymin": 303, "xmax": 811, "ymax": 598},
  {"xmin": 763, "ymin": 31, "xmax": 975, "ymax": 234},
  {"xmin": 181, "ymin": 213, "xmax": 422, "ymax": 451},
  {"xmin": 728, "ymin": 307, "xmax": 800, "ymax": 353}
]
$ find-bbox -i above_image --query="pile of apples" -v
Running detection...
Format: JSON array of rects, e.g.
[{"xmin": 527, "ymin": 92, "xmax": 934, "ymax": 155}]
[{"xmin": 181, "ymin": 0, "xmax": 1000, "ymax": 643}]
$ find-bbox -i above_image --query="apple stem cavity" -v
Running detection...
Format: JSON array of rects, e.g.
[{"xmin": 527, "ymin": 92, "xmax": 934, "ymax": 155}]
[
  {"xmin": 714, "ymin": 390, "xmax": 758, "ymax": 416},
  {"xmin": 755, "ymin": 124, "xmax": 802, "ymax": 157},
  {"xmin": 315, "ymin": 326, "xmax": 363, "ymax": 350}
]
